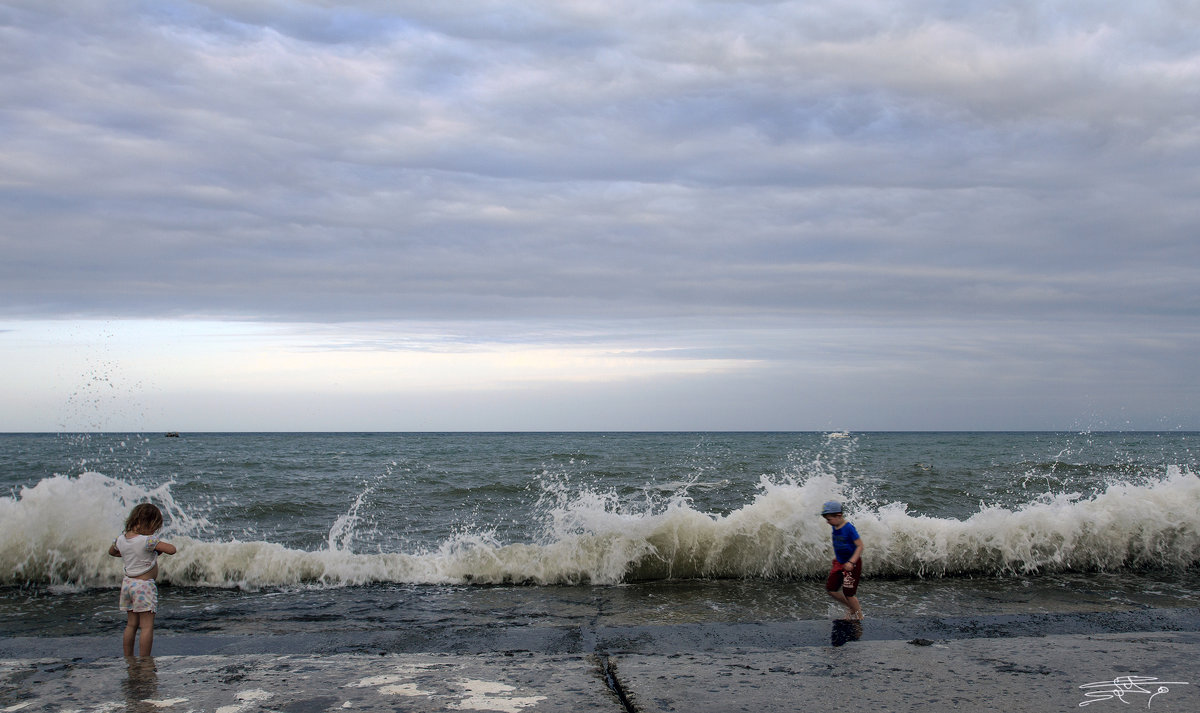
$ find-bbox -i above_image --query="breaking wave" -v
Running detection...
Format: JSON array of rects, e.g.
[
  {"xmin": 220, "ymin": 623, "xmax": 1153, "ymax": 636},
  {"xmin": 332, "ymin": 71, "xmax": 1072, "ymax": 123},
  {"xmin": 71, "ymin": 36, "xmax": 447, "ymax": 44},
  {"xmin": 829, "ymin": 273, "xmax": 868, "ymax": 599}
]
[{"xmin": 3, "ymin": 468, "xmax": 1198, "ymax": 590}]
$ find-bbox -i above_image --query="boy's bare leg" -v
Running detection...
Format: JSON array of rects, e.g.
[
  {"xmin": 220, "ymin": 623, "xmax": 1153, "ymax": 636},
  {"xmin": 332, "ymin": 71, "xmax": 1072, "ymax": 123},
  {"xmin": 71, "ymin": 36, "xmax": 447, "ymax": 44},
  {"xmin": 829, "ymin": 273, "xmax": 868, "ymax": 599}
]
[
  {"xmin": 828, "ymin": 590, "xmax": 862, "ymax": 618},
  {"xmin": 137, "ymin": 612, "xmax": 155, "ymax": 656},
  {"xmin": 123, "ymin": 613, "xmax": 138, "ymax": 656},
  {"xmin": 846, "ymin": 595, "xmax": 862, "ymax": 618}
]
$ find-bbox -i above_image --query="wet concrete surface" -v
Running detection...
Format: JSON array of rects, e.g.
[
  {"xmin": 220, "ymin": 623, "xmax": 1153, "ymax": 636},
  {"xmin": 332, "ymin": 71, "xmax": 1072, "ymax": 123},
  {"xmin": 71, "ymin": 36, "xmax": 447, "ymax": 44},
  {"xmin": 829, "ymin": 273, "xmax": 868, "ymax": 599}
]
[
  {"xmin": 4, "ymin": 606, "xmax": 1198, "ymax": 658},
  {"xmin": 3, "ymin": 609, "xmax": 1199, "ymax": 712},
  {"xmin": 0, "ymin": 652, "xmax": 614, "ymax": 713},
  {"xmin": 615, "ymin": 631, "xmax": 1200, "ymax": 712}
]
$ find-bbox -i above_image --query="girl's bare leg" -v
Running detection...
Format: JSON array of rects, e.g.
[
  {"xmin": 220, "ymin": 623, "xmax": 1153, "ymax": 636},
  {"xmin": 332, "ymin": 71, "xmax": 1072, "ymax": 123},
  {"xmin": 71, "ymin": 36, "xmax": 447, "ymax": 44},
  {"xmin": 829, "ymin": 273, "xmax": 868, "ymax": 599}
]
[
  {"xmin": 137, "ymin": 612, "xmax": 155, "ymax": 656},
  {"xmin": 123, "ymin": 613, "xmax": 138, "ymax": 657}
]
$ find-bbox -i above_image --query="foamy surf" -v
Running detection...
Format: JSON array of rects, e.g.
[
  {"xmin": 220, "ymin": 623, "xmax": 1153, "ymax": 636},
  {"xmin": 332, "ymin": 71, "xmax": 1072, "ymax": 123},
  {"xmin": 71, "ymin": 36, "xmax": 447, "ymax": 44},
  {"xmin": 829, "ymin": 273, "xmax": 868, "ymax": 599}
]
[{"xmin": 3, "ymin": 466, "xmax": 1198, "ymax": 589}]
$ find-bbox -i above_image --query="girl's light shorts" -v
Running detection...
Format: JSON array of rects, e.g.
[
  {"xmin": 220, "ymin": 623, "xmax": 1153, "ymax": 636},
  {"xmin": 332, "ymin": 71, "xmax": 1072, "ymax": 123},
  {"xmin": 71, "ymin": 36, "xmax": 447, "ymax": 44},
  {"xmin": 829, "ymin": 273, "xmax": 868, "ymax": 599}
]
[{"xmin": 119, "ymin": 577, "xmax": 158, "ymax": 613}]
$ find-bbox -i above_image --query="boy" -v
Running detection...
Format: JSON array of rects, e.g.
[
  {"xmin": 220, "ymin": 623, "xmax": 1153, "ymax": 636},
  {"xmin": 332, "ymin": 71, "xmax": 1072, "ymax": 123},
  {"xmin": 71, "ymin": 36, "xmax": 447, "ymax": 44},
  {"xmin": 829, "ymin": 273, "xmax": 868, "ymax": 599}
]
[{"xmin": 821, "ymin": 500, "xmax": 863, "ymax": 620}]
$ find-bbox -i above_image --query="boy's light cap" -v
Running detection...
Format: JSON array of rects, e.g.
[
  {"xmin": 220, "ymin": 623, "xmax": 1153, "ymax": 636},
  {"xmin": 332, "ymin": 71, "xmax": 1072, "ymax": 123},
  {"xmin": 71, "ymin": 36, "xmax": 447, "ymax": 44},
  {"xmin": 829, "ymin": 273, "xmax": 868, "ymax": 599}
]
[{"xmin": 821, "ymin": 501, "xmax": 843, "ymax": 515}]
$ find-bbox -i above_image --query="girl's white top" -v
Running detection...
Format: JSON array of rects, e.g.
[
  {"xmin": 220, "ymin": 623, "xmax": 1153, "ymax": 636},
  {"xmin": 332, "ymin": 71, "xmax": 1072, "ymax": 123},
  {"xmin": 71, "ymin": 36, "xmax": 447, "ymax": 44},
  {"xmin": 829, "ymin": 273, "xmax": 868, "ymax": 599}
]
[{"xmin": 115, "ymin": 533, "xmax": 160, "ymax": 577}]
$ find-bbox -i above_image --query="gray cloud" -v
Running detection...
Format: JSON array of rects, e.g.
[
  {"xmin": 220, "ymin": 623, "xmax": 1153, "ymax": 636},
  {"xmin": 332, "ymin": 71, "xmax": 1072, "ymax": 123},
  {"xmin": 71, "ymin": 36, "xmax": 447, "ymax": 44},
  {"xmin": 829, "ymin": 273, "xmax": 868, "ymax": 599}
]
[{"xmin": 1, "ymin": 3, "xmax": 1197, "ymax": 338}]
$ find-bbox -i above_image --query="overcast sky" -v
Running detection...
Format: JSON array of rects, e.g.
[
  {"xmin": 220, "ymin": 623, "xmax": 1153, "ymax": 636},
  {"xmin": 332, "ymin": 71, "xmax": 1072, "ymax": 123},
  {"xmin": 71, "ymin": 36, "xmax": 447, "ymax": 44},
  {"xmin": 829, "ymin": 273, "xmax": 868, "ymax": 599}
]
[{"xmin": 2, "ymin": 0, "xmax": 1198, "ymax": 431}]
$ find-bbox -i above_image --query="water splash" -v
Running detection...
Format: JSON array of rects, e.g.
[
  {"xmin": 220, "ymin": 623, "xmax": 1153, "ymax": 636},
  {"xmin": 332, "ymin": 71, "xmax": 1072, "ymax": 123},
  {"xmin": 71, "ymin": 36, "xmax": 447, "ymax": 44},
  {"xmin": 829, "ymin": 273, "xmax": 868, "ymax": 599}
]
[
  {"xmin": 326, "ymin": 463, "xmax": 395, "ymax": 553},
  {"xmin": 3, "ymin": 462, "xmax": 1197, "ymax": 590},
  {"xmin": 0, "ymin": 472, "xmax": 209, "ymax": 589}
]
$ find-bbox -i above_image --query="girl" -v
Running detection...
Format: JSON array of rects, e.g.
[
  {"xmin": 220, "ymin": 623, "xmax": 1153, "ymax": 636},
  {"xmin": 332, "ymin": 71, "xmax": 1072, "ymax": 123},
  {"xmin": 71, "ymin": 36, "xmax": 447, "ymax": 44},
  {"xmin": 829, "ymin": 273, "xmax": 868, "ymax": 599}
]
[{"xmin": 108, "ymin": 503, "xmax": 177, "ymax": 656}]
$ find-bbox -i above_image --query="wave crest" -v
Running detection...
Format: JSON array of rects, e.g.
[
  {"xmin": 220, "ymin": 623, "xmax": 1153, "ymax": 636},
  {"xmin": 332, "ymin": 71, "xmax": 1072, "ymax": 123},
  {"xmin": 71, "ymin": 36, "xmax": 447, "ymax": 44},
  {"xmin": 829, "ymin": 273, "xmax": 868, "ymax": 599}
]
[{"xmin": 3, "ymin": 468, "xmax": 1198, "ymax": 589}]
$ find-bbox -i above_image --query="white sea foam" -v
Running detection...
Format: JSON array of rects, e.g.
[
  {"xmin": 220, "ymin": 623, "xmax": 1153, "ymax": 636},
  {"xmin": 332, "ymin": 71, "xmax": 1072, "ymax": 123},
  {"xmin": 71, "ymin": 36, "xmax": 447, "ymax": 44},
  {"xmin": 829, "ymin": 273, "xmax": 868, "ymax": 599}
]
[
  {"xmin": 0, "ymin": 471, "xmax": 205, "ymax": 588},
  {"xmin": 2, "ymin": 468, "xmax": 1198, "ymax": 588}
]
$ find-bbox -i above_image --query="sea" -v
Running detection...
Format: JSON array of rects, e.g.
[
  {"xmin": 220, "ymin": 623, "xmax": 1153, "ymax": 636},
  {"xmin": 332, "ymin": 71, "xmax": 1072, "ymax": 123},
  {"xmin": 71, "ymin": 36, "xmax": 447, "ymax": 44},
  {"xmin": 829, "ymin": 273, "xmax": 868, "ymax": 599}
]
[{"xmin": 2, "ymin": 431, "xmax": 1199, "ymax": 652}]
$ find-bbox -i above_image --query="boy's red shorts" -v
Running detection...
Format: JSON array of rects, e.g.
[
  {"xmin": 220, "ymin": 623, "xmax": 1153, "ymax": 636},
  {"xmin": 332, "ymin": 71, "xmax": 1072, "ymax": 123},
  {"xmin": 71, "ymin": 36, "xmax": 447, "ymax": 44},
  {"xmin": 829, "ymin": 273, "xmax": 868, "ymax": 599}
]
[{"xmin": 825, "ymin": 559, "xmax": 862, "ymax": 597}]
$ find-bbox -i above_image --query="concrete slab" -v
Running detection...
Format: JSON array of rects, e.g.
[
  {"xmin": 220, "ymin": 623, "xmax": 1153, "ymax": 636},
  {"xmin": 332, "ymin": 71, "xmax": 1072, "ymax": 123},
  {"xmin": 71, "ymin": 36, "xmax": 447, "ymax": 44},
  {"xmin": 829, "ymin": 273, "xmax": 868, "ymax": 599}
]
[
  {"xmin": 0, "ymin": 652, "xmax": 619, "ymax": 713},
  {"xmin": 3, "ymin": 612, "xmax": 1199, "ymax": 712},
  {"xmin": 613, "ymin": 632, "xmax": 1200, "ymax": 713}
]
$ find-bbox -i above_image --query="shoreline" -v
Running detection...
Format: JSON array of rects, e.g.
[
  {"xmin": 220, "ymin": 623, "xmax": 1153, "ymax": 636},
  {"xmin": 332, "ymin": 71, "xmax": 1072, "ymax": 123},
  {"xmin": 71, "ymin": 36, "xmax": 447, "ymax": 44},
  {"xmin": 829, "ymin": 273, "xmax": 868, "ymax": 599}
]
[
  {"xmin": 4, "ymin": 606, "xmax": 1199, "ymax": 659},
  {"xmin": 4, "ymin": 609, "xmax": 1199, "ymax": 712}
]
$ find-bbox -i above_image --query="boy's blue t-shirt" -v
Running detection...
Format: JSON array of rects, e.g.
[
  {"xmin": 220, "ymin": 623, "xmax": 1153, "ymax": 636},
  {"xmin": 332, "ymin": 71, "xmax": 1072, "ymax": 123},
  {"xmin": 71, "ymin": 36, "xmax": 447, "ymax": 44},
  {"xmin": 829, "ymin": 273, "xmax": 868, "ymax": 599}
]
[{"xmin": 831, "ymin": 522, "xmax": 860, "ymax": 563}]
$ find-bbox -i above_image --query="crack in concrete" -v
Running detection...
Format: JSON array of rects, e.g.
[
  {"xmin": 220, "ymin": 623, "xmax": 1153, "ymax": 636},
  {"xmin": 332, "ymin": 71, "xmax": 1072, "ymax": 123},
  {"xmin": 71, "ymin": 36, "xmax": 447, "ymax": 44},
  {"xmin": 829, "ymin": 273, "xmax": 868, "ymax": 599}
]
[{"xmin": 596, "ymin": 653, "xmax": 639, "ymax": 713}]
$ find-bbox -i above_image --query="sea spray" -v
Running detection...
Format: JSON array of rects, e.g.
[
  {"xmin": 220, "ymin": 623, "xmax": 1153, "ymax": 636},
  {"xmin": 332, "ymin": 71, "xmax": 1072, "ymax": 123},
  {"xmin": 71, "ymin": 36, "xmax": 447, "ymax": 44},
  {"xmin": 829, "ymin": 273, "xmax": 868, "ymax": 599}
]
[
  {"xmin": 326, "ymin": 463, "xmax": 395, "ymax": 553},
  {"xmin": 3, "ymin": 461, "xmax": 1198, "ymax": 589},
  {"xmin": 0, "ymin": 472, "xmax": 206, "ymax": 588},
  {"xmin": 859, "ymin": 465, "xmax": 1200, "ymax": 576}
]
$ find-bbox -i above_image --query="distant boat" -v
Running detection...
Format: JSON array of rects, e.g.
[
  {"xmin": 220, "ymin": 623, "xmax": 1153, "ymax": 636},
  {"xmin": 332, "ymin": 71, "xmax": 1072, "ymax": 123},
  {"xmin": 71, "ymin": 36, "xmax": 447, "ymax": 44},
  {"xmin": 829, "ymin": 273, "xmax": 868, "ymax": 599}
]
[
  {"xmin": 826, "ymin": 430, "xmax": 850, "ymax": 439},
  {"xmin": 165, "ymin": 432, "xmax": 180, "ymax": 438}
]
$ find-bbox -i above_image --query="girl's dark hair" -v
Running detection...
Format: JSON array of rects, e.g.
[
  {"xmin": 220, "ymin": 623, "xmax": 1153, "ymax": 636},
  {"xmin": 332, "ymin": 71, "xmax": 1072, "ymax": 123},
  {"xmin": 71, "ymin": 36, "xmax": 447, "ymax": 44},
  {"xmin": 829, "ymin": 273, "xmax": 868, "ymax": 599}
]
[{"xmin": 125, "ymin": 503, "xmax": 164, "ymax": 533}]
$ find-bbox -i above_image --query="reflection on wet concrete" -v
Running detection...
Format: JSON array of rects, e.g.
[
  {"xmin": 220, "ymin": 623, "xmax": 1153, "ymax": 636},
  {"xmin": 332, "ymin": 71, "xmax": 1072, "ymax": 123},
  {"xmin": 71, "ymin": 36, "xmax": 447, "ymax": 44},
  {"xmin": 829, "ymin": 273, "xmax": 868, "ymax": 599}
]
[
  {"xmin": 121, "ymin": 656, "xmax": 158, "ymax": 713},
  {"xmin": 3, "ymin": 627, "xmax": 1200, "ymax": 713},
  {"xmin": 5, "ymin": 571, "xmax": 1200, "ymax": 644},
  {"xmin": 830, "ymin": 619, "xmax": 862, "ymax": 647},
  {"xmin": 3, "ymin": 606, "xmax": 1200, "ymax": 661}
]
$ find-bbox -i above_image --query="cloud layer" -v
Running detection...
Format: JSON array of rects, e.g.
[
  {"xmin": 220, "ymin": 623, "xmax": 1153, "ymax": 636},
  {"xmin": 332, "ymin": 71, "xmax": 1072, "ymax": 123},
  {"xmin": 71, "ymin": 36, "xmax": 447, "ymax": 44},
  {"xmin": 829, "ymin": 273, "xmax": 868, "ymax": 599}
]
[
  {"xmin": 1, "ymin": 1, "xmax": 1198, "ymax": 429},
  {"xmin": 4, "ymin": 1, "xmax": 1197, "ymax": 323}
]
